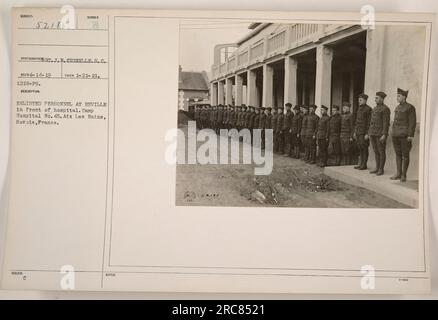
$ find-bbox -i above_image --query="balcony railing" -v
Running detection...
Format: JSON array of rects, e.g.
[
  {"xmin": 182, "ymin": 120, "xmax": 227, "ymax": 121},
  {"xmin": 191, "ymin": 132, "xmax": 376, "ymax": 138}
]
[
  {"xmin": 267, "ymin": 29, "xmax": 286, "ymax": 55},
  {"xmin": 250, "ymin": 40, "xmax": 264, "ymax": 62},
  {"xmin": 228, "ymin": 55, "xmax": 236, "ymax": 71},
  {"xmin": 219, "ymin": 62, "xmax": 227, "ymax": 75},
  {"xmin": 211, "ymin": 23, "xmax": 353, "ymax": 80},
  {"xmin": 237, "ymin": 50, "xmax": 248, "ymax": 68},
  {"xmin": 289, "ymin": 24, "xmax": 319, "ymax": 45}
]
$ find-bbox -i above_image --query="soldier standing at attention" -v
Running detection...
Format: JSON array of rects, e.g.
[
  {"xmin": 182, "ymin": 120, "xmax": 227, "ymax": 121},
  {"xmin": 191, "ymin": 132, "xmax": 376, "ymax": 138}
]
[
  {"xmin": 241, "ymin": 105, "xmax": 246, "ymax": 130},
  {"xmin": 328, "ymin": 105, "xmax": 342, "ymax": 166},
  {"xmin": 234, "ymin": 106, "xmax": 239, "ymax": 130},
  {"xmin": 391, "ymin": 88, "xmax": 416, "ymax": 182},
  {"xmin": 210, "ymin": 105, "xmax": 217, "ymax": 132},
  {"xmin": 199, "ymin": 105, "xmax": 205, "ymax": 129},
  {"xmin": 232, "ymin": 105, "xmax": 238, "ymax": 130},
  {"xmin": 228, "ymin": 105, "xmax": 234, "ymax": 130},
  {"xmin": 208, "ymin": 105, "xmax": 213, "ymax": 129},
  {"xmin": 368, "ymin": 92, "xmax": 390, "ymax": 175},
  {"xmin": 271, "ymin": 106, "xmax": 278, "ymax": 151},
  {"xmin": 299, "ymin": 105, "xmax": 309, "ymax": 160},
  {"xmin": 252, "ymin": 106, "xmax": 259, "ymax": 145},
  {"xmin": 264, "ymin": 107, "xmax": 272, "ymax": 149},
  {"xmin": 253, "ymin": 106, "xmax": 261, "ymax": 147},
  {"xmin": 316, "ymin": 105, "xmax": 330, "ymax": 167},
  {"xmin": 236, "ymin": 106, "xmax": 242, "ymax": 131},
  {"xmin": 305, "ymin": 104, "xmax": 319, "ymax": 164},
  {"xmin": 234, "ymin": 105, "xmax": 239, "ymax": 130},
  {"xmin": 244, "ymin": 105, "xmax": 251, "ymax": 132},
  {"xmin": 283, "ymin": 103, "xmax": 294, "ymax": 155},
  {"xmin": 248, "ymin": 106, "xmax": 256, "ymax": 136},
  {"xmin": 354, "ymin": 94, "xmax": 372, "ymax": 170},
  {"xmin": 194, "ymin": 105, "xmax": 200, "ymax": 128},
  {"xmin": 340, "ymin": 102, "xmax": 354, "ymax": 165},
  {"xmin": 224, "ymin": 105, "xmax": 229, "ymax": 130},
  {"xmin": 289, "ymin": 105, "xmax": 302, "ymax": 158},
  {"xmin": 239, "ymin": 105, "xmax": 246, "ymax": 131},
  {"xmin": 259, "ymin": 106, "xmax": 267, "ymax": 149},
  {"xmin": 216, "ymin": 105, "xmax": 223, "ymax": 133},
  {"xmin": 276, "ymin": 105, "xmax": 284, "ymax": 153}
]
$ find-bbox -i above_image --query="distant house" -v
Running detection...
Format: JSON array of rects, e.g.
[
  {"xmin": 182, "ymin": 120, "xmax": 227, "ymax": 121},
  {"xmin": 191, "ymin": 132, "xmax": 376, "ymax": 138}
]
[{"xmin": 178, "ymin": 66, "xmax": 210, "ymax": 112}]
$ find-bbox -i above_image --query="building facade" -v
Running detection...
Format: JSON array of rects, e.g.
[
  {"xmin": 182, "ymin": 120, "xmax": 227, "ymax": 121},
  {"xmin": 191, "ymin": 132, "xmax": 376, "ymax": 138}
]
[
  {"xmin": 178, "ymin": 66, "xmax": 210, "ymax": 112},
  {"xmin": 210, "ymin": 23, "xmax": 426, "ymax": 180}
]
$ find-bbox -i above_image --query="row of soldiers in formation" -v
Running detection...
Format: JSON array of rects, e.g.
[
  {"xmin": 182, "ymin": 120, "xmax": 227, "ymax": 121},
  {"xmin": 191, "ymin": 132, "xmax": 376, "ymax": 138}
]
[{"xmin": 193, "ymin": 88, "xmax": 416, "ymax": 182}]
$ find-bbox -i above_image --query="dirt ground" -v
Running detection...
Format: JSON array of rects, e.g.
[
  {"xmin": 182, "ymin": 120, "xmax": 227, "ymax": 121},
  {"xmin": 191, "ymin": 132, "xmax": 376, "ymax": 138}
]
[{"xmin": 175, "ymin": 113, "xmax": 408, "ymax": 208}]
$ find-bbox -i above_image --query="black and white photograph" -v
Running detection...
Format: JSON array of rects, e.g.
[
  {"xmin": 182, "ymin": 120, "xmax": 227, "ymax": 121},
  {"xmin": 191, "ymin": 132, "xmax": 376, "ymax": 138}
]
[{"xmin": 176, "ymin": 20, "xmax": 427, "ymax": 208}]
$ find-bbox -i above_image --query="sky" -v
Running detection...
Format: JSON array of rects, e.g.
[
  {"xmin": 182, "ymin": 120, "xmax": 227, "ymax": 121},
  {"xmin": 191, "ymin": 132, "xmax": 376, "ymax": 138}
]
[{"xmin": 179, "ymin": 20, "xmax": 251, "ymax": 76}]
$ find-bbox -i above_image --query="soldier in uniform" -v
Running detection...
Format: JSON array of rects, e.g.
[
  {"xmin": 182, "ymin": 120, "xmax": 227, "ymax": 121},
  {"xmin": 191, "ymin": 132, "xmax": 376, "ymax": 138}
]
[
  {"xmin": 210, "ymin": 105, "xmax": 217, "ymax": 132},
  {"xmin": 234, "ymin": 106, "xmax": 240, "ymax": 130},
  {"xmin": 275, "ymin": 105, "xmax": 284, "ymax": 153},
  {"xmin": 236, "ymin": 106, "xmax": 241, "ymax": 130},
  {"xmin": 244, "ymin": 105, "xmax": 251, "ymax": 132},
  {"xmin": 340, "ymin": 102, "xmax": 354, "ymax": 165},
  {"xmin": 194, "ymin": 105, "xmax": 200, "ymax": 128},
  {"xmin": 223, "ymin": 105, "xmax": 230, "ymax": 130},
  {"xmin": 328, "ymin": 105, "xmax": 342, "ymax": 166},
  {"xmin": 354, "ymin": 94, "xmax": 372, "ymax": 170},
  {"xmin": 283, "ymin": 103, "xmax": 294, "ymax": 155},
  {"xmin": 205, "ymin": 105, "xmax": 212, "ymax": 129},
  {"xmin": 316, "ymin": 105, "xmax": 330, "ymax": 167},
  {"xmin": 271, "ymin": 106, "xmax": 278, "ymax": 151},
  {"xmin": 289, "ymin": 105, "xmax": 302, "ymax": 158},
  {"xmin": 259, "ymin": 107, "xmax": 267, "ymax": 148},
  {"xmin": 228, "ymin": 105, "xmax": 234, "ymax": 130},
  {"xmin": 234, "ymin": 105, "xmax": 239, "ymax": 130},
  {"xmin": 198, "ymin": 105, "xmax": 205, "ymax": 129},
  {"xmin": 253, "ymin": 106, "xmax": 261, "ymax": 147},
  {"xmin": 368, "ymin": 91, "xmax": 391, "ymax": 175},
  {"xmin": 240, "ymin": 105, "xmax": 246, "ymax": 133},
  {"xmin": 299, "ymin": 105, "xmax": 309, "ymax": 160},
  {"xmin": 264, "ymin": 107, "xmax": 272, "ymax": 149},
  {"xmin": 305, "ymin": 104, "xmax": 319, "ymax": 164},
  {"xmin": 391, "ymin": 88, "xmax": 416, "ymax": 182},
  {"xmin": 249, "ymin": 106, "xmax": 257, "ymax": 144},
  {"xmin": 216, "ymin": 105, "xmax": 223, "ymax": 133}
]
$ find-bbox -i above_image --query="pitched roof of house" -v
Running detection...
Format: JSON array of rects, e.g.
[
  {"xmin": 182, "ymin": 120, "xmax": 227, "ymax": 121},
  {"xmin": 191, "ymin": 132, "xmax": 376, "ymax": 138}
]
[{"xmin": 179, "ymin": 71, "xmax": 209, "ymax": 91}]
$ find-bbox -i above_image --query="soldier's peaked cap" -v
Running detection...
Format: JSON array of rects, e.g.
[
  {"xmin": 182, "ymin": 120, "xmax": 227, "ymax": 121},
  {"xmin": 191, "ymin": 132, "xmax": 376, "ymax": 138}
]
[
  {"xmin": 285, "ymin": 102, "xmax": 292, "ymax": 107},
  {"xmin": 376, "ymin": 91, "xmax": 387, "ymax": 99},
  {"xmin": 332, "ymin": 104, "xmax": 340, "ymax": 110},
  {"xmin": 342, "ymin": 101, "xmax": 351, "ymax": 107},
  {"xmin": 321, "ymin": 105, "xmax": 328, "ymax": 110},
  {"xmin": 358, "ymin": 93, "xmax": 369, "ymax": 100},
  {"xmin": 309, "ymin": 104, "xmax": 318, "ymax": 109},
  {"xmin": 293, "ymin": 105, "xmax": 300, "ymax": 110},
  {"xmin": 398, "ymin": 88, "xmax": 409, "ymax": 97}
]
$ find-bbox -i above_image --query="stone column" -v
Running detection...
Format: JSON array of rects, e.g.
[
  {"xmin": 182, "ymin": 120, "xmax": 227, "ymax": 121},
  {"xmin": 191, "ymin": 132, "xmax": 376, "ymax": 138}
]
[
  {"xmin": 225, "ymin": 78, "xmax": 233, "ymax": 105},
  {"xmin": 314, "ymin": 45, "xmax": 333, "ymax": 116},
  {"xmin": 284, "ymin": 56, "xmax": 298, "ymax": 105},
  {"xmin": 262, "ymin": 64, "xmax": 274, "ymax": 108},
  {"xmin": 247, "ymin": 69, "xmax": 257, "ymax": 106},
  {"xmin": 210, "ymin": 82, "xmax": 218, "ymax": 106},
  {"xmin": 218, "ymin": 81, "xmax": 225, "ymax": 105},
  {"xmin": 235, "ymin": 74, "xmax": 243, "ymax": 106}
]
